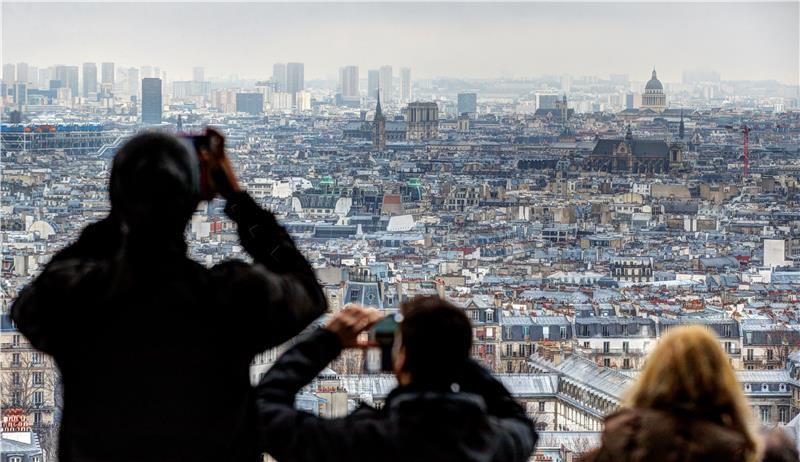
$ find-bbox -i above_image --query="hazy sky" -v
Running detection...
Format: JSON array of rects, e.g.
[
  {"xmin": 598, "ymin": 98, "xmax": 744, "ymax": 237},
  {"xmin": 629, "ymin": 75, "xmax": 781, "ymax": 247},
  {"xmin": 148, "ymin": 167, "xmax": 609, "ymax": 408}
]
[{"xmin": 2, "ymin": 2, "xmax": 798, "ymax": 84}]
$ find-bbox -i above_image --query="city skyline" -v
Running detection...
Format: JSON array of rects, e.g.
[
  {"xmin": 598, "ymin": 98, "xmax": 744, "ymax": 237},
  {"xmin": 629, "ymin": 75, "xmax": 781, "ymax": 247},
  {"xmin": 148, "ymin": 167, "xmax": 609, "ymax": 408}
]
[{"xmin": 2, "ymin": 2, "xmax": 798, "ymax": 85}]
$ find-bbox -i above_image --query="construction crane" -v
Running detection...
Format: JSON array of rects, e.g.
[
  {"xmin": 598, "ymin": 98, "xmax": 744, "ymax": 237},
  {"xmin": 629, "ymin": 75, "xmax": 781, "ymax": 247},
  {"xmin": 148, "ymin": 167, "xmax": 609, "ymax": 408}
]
[{"xmin": 724, "ymin": 124, "xmax": 750, "ymax": 178}]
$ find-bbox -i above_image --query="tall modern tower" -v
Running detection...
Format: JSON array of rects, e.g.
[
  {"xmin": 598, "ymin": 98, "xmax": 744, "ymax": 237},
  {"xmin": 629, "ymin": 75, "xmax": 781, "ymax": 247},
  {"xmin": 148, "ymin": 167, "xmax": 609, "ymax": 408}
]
[
  {"xmin": 367, "ymin": 70, "xmax": 380, "ymax": 98},
  {"xmin": 101, "ymin": 62, "xmax": 115, "ymax": 86},
  {"xmin": 15, "ymin": 63, "xmax": 29, "ymax": 86},
  {"xmin": 55, "ymin": 65, "xmax": 79, "ymax": 98},
  {"xmin": 127, "ymin": 67, "xmax": 140, "ymax": 98},
  {"xmin": 400, "ymin": 67, "xmax": 411, "ymax": 103},
  {"xmin": 82, "ymin": 63, "xmax": 97, "ymax": 96},
  {"xmin": 272, "ymin": 63, "xmax": 287, "ymax": 92},
  {"xmin": 339, "ymin": 65, "xmax": 359, "ymax": 101},
  {"xmin": 141, "ymin": 77, "xmax": 162, "ymax": 124},
  {"xmin": 379, "ymin": 65, "xmax": 393, "ymax": 103},
  {"xmin": 2, "ymin": 63, "xmax": 15, "ymax": 83},
  {"xmin": 193, "ymin": 66, "xmax": 205, "ymax": 82},
  {"xmin": 286, "ymin": 62, "xmax": 304, "ymax": 106}
]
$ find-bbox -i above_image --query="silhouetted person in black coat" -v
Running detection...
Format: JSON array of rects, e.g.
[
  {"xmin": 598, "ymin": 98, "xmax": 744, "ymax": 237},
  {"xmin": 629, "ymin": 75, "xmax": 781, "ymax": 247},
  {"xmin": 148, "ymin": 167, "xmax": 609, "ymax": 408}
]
[{"xmin": 11, "ymin": 130, "xmax": 327, "ymax": 462}]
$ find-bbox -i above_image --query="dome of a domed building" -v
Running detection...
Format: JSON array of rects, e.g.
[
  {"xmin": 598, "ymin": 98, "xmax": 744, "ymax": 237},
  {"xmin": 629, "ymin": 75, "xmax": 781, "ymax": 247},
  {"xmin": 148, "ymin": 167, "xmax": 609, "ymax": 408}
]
[{"xmin": 645, "ymin": 68, "xmax": 663, "ymax": 91}]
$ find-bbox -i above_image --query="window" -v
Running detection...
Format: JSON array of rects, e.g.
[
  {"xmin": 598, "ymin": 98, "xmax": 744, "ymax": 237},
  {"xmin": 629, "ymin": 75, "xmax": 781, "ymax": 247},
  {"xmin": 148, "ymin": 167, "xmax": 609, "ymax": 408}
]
[
  {"xmin": 11, "ymin": 391, "xmax": 21, "ymax": 406},
  {"xmin": 623, "ymin": 358, "xmax": 631, "ymax": 369},
  {"xmin": 32, "ymin": 352, "xmax": 43, "ymax": 364},
  {"xmin": 9, "ymin": 457, "xmax": 22, "ymax": 462},
  {"xmin": 11, "ymin": 353, "xmax": 20, "ymax": 365},
  {"xmin": 486, "ymin": 310, "xmax": 494, "ymax": 322},
  {"xmin": 12, "ymin": 334, "xmax": 20, "ymax": 345},
  {"xmin": 745, "ymin": 383, "xmax": 752, "ymax": 392},
  {"xmin": 767, "ymin": 349, "xmax": 774, "ymax": 360},
  {"xmin": 723, "ymin": 325, "xmax": 732, "ymax": 337},
  {"xmin": 33, "ymin": 391, "xmax": 44, "ymax": 406},
  {"xmin": 762, "ymin": 384, "xmax": 769, "ymax": 392},
  {"xmin": 603, "ymin": 341, "xmax": 610, "ymax": 353},
  {"xmin": 747, "ymin": 349, "xmax": 754, "ymax": 360},
  {"xmin": 33, "ymin": 371, "xmax": 44, "ymax": 386},
  {"xmin": 506, "ymin": 344, "xmax": 513, "ymax": 356},
  {"xmin": 746, "ymin": 332, "xmax": 753, "ymax": 345},
  {"xmin": 12, "ymin": 372, "xmax": 20, "ymax": 385},
  {"xmin": 560, "ymin": 326, "xmax": 567, "ymax": 339},
  {"xmin": 34, "ymin": 412, "xmax": 42, "ymax": 426},
  {"xmin": 603, "ymin": 358, "xmax": 611, "ymax": 367},
  {"xmin": 601, "ymin": 325, "xmax": 609, "ymax": 336},
  {"xmin": 539, "ymin": 401, "xmax": 545, "ymax": 412},
  {"xmin": 542, "ymin": 326, "xmax": 550, "ymax": 339},
  {"xmin": 760, "ymin": 406, "xmax": 771, "ymax": 424},
  {"xmin": 780, "ymin": 406, "xmax": 789, "ymax": 423},
  {"xmin": 622, "ymin": 341, "xmax": 629, "ymax": 353}
]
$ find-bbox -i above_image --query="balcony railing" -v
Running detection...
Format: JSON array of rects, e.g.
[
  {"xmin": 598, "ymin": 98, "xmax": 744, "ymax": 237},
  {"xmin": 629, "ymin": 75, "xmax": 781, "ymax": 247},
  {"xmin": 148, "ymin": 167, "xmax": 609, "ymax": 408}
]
[{"xmin": 589, "ymin": 348, "xmax": 646, "ymax": 355}]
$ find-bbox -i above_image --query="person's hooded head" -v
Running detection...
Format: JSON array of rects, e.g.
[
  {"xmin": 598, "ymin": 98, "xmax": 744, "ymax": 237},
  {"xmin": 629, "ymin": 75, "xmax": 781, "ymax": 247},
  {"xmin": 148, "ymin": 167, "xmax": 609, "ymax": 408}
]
[{"xmin": 109, "ymin": 132, "xmax": 200, "ymax": 241}]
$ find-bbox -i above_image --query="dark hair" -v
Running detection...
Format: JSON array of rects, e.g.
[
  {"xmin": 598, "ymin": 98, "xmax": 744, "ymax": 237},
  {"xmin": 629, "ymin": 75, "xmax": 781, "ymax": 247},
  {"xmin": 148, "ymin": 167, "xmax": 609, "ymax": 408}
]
[
  {"xmin": 399, "ymin": 296, "xmax": 472, "ymax": 389},
  {"xmin": 110, "ymin": 132, "xmax": 200, "ymax": 231}
]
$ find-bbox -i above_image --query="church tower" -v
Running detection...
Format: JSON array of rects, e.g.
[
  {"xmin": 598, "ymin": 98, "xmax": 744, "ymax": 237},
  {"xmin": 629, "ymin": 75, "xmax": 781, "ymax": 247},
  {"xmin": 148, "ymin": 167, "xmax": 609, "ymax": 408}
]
[{"xmin": 372, "ymin": 89, "xmax": 386, "ymax": 150}]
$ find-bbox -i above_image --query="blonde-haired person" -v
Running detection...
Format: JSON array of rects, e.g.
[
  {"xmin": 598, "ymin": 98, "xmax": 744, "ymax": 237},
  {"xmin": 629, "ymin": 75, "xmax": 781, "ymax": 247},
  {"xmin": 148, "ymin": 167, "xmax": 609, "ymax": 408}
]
[{"xmin": 581, "ymin": 325, "xmax": 760, "ymax": 462}]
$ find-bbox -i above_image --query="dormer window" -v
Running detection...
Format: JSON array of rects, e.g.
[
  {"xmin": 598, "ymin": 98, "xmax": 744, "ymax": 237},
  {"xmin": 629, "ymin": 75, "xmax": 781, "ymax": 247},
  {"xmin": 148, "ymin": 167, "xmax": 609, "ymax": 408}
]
[
  {"xmin": 745, "ymin": 383, "xmax": 752, "ymax": 392},
  {"xmin": 762, "ymin": 384, "xmax": 769, "ymax": 392}
]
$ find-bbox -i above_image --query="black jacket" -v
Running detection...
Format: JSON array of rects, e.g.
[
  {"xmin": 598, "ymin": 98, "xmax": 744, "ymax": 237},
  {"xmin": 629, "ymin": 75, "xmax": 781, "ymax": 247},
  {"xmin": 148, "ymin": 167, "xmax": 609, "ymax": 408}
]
[
  {"xmin": 11, "ymin": 192, "xmax": 327, "ymax": 462},
  {"xmin": 256, "ymin": 329, "xmax": 538, "ymax": 462}
]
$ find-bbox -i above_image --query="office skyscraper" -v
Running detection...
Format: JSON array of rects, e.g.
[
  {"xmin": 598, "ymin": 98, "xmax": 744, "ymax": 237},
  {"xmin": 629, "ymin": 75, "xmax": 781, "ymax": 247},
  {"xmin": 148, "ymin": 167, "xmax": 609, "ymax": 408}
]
[
  {"xmin": 102, "ymin": 62, "xmax": 115, "ymax": 85},
  {"xmin": 367, "ymin": 70, "xmax": 380, "ymax": 98},
  {"xmin": 2, "ymin": 63, "xmax": 15, "ymax": 83},
  {"xmin": 82, "ymin": 63, "xmax": 97, "ymax": 96},
  {"xmin": 272, "ymin": 63, "xmax": 287, "ymax": 92},
  {"xmin": 400, "ymin": 67, "xmax": 411, "ymax": 103},
  {"xmin": 286, "ymin": 63, "xmax": 304, "ymax": 93},
  {"xmin": 127, "ymin": 68, "xmax": 139, "ymax": 98},
  {"xmin": 457, "ymin": 93, "xmax": 477, "ymax": 115},
  {"xmin": 55, "ymin": 65, "xmax": 79, "ymax": 98},
  {"xmin": 379, "ymin": 65, "xmax": 393, "ymax": 103},
  {"xmin": 193, "ymin": 66, "xmax": 205, "ymax": 82},
  {"xmin": 141, "ymin": 77, "xmax": 162, "ymax": 124},
  {"xmin": 286, "ymin": 62, "xmax": 304, "ymax": 105},
  {"xmin": 15, "ymin": 63, "xmax": 29, "ymax": 86},
  {"xmin": 339, "ymin": 65, "xmax": 359, "ymax": 100}
]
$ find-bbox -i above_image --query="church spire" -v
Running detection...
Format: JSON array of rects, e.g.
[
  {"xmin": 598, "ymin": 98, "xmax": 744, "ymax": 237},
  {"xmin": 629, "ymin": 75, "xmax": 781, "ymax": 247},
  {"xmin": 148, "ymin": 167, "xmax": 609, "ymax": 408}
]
[
  {"xmin": 375, "ymin": 88, "xmax": 382, "ymax": 118},
  {"xmin": 652, "ymin": 67, "xmax": 657, "ymax": 80},
  {"xmin": 679, "ymin": 108, "xmax": 685, "ymax": 140}
]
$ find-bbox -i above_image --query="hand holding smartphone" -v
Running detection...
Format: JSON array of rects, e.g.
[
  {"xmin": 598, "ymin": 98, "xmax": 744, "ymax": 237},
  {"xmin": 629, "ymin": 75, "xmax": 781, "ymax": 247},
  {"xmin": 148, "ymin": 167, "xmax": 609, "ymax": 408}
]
[{"xmin": 181, "ymin": 127, "xmax": 241, "ymax": 201}]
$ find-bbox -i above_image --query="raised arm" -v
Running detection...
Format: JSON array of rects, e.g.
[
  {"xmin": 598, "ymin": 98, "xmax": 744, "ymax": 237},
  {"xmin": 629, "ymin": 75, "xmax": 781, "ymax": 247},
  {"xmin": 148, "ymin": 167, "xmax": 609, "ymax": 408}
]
[
  {"xmin": 203, "ymin": 128, "xmax": 327, "ymax": 352},
  {"xmin": 213, "ymin": 191, "xmax": 328, "ymax": 352},
  {"xmin": 255, "ymin": 307, "xmax": 384, "ymax": 461}
]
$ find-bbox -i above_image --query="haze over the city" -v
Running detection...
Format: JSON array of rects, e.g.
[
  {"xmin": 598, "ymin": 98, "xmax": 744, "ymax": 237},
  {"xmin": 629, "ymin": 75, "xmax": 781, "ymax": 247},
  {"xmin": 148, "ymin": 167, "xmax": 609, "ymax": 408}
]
[{"xmin": 2, "ymin": 1, "xmax": 798, "ymax": 84}]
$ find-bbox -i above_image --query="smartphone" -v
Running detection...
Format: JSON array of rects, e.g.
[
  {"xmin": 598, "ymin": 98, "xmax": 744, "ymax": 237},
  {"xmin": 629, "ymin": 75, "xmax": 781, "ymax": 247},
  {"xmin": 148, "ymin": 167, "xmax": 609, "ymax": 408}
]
[
  {"xmin": 364, "ymin": 313, "xmax": 403, "ymax": 373},
  {"xmin": 179, "ymin": 132, "xmax": 213, "ymax": 200}
]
